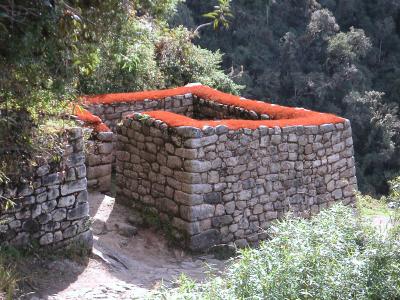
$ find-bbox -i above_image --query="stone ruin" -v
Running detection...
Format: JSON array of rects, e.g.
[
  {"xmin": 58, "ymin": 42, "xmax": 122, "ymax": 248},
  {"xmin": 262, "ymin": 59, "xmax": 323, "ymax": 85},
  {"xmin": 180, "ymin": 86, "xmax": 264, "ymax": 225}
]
[
  {"xmin": 77, "ymin": 85, "xmax": 357, "ymax": 251},
  {"xmin": 0, "ymin": 128, "xmax": 92, "ymax": 248}
]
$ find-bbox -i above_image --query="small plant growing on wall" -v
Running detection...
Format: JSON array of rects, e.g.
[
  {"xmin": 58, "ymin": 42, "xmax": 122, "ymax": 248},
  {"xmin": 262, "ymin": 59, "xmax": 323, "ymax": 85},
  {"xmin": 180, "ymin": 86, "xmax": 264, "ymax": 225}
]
[{"xmin": 136, "ymin": 114, "xmax": 151, "ymax": 123}]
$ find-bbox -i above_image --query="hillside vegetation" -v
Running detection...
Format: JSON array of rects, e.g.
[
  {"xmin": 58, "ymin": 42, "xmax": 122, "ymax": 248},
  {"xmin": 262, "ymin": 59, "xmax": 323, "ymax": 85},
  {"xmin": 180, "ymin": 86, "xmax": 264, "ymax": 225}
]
[
  {"xmin": 177, "ymin": 0, "xmax": 400, "ymax": 195},
  {"xmin": 154, "ymin": 202, "xmax": 400, "ymax": 300},
  {"xmin": 1, "ymin": 2, "xmax": 400, "ymax": 298},
  {"xmin": 0, "ymin": 0, "xmax": 239, "ymax": 178}
]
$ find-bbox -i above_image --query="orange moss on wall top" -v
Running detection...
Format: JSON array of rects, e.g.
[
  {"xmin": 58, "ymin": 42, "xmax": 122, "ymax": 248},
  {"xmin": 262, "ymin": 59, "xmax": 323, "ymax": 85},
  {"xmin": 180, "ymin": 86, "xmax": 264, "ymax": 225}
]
[
  {"xmin": 142, "ymin": 111, "xmax": 343, "ymax": 130},
  {"xmin": 83, "ymin": 86, "xmax": 193, "ymax": 105},
  {"xmin": 81, "ymin": 85, "xmax": 345, "ymax": 130},
  {"xmin": 72, "ymin": 105, "xmax": 111, "ymax": 132}
]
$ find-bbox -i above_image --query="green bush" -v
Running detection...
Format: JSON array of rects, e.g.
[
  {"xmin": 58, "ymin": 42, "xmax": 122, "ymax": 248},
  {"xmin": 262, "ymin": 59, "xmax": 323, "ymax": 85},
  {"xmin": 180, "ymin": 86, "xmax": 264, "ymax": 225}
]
[
  {"xmin": 356, "ymin": 193, "xmax": 392, "ymax": 217},
  {"xmin": 389, "ymin": 176, "xmax": 400, "ymax": 203},
  {"xmin": 78, "ymin": 20, "xmax": 241, "ymax": 95},
  {"xmin": 0, "ymin": 249, "xmax": 19, "ymax": 300},
  {"xmin": 154, "ymin": 204, "xmax": 400, "ymax": 300},
  {"xmin": 0, "ymin": 1, "xmax": 240, "ymax": 178}
]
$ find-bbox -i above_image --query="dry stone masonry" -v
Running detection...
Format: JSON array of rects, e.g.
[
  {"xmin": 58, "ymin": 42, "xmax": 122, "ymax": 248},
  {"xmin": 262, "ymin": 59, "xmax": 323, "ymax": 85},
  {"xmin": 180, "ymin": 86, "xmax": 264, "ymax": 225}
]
[
  {"xmin": 85, "ymin": 131, "xmax": 114, "ymax": 192},
  {"xmin": 84, "ymin": 94, "xmax": 194, "ymax": 132},
  {"xmin": 83, "ymin": 85, "xmax": 359, "ymax": 251},
  {"xmin": 78, "ymin": 93, "xmax": 196, "ymax": 191},
  {"xmin": 0, "ymin": 128, "xmax": 92, "ymax": 248}
]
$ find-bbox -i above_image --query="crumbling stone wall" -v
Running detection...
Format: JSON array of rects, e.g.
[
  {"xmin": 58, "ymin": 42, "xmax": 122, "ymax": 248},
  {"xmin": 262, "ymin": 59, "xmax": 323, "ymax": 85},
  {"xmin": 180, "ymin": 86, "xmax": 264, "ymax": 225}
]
[
  {"xmin": 0, "ymin": 128, "xmax": 92, "ymax": 248},
  {"xmin": 115, "ymin": 113, "xmax": 357, "ymax": 251}
]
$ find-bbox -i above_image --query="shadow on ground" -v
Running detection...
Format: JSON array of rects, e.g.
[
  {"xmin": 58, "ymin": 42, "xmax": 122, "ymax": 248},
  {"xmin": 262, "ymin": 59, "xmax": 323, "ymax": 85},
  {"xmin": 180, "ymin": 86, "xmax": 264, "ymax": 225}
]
[{"xmin": 17, "ymin": 192, "xmax": 226, "ymax": 299}]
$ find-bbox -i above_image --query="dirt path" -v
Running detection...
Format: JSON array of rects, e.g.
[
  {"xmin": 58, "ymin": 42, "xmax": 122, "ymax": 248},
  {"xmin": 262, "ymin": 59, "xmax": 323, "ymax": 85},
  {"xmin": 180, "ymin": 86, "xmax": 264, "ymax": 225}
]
[{"xmin": 18, "ymin": 192, "xmax": 226, "ymax": 300}]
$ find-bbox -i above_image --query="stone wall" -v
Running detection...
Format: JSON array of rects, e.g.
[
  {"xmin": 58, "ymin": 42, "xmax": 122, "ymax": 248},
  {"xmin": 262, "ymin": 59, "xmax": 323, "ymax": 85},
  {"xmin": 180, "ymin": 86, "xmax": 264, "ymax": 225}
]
[
  {"xmin": 0, "ymin": 128, "xmax": 92, "ymax": 248},
  {"xmin": 115, "ymin": 113, "xmax": 357, "ymax": 251},
  {"xmin": 84, "ymin": 94, "xmax": 194, "ymax": 132},
  {"xmin": 193, "ymin": 96, "xmax": 270, "ymax": 120},
  {"xmin": 80, "ymin": 94, "xmax": 194, "ymax": 192},
  {"xmin": 78, "ymin": 85, "xmax": 358, "ymax": 251},
  {"xmin": 85, "ymin": 131, "xmax": 114, "ymax": 192}
]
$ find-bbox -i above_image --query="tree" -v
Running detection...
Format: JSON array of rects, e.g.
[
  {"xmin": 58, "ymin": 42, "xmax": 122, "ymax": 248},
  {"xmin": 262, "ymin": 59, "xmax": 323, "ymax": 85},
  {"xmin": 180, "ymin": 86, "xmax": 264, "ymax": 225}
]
[
  {"xmin": 180, "ymin": 0, "xmax": 400, "ymax": 195},
  {"xmin": 193, "ymin": 0, "xmax": 233, "ymax": 37},
  {"xmin": 0, "ymin": 0, "xmax": 240, "ymax": 170}
]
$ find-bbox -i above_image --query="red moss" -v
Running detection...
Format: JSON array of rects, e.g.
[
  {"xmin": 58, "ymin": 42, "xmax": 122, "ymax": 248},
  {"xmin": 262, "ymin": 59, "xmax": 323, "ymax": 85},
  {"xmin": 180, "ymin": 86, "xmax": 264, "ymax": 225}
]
[
  {"xmin": 143, "ymin": 111, "xmax": 343, "ymax": 130},
  {"xmin": 72, "ymin": 105, "xmax": 111, "ymax": 132},
  {"xmin": 81, "ymin": 85, "xmax": 345, "ymax": 130},
  {"xmin": 83, "ymin": 86, "xmax": 193, "ymax": 105}
]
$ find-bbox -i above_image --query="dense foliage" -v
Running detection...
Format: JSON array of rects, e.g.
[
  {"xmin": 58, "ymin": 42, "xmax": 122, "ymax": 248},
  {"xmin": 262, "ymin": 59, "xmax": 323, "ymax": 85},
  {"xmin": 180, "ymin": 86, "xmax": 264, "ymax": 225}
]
[
  {"xmin": 1, "ymin": 0, "xmax": 399, "ymax": 195},
  {"xmin": 0, "ymin": 0, "xmax": 239, "ymax": 172},
  {"xmin": 177, "ymin": 0, "xmax": 400, "ymax": 195},
  {"xmin": 155, "ymin": 204, "xmax": 400, "ymax": 300}
]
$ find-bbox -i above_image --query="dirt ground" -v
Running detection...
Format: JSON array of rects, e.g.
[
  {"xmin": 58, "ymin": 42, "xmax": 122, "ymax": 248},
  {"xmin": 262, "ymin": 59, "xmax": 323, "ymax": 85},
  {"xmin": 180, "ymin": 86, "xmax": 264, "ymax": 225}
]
[{"xmin": 16, "ymin": 192, "xmax": 227, "ymax": 300}]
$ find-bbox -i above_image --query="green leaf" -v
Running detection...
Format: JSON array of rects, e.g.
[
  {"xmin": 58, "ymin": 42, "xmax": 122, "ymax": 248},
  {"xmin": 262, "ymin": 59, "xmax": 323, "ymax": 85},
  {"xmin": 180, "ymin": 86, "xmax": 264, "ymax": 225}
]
[{"xmin": 203, "ymin": 12, "xmax": 218, "ymax": 19}]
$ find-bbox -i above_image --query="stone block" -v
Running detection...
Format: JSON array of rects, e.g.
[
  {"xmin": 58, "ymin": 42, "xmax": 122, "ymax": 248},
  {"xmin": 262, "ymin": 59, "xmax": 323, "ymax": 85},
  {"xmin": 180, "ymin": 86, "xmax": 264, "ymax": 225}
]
[
  {"xmin": 52, "ymin": 208, "xmax": 67, "ymax": 222},
  {"xmin": 175, "ymin": 126, "xmax": 203, "ymax": 138},
  {"xmin": 189, "ymin": 229, "xmax": 221, "ymax": 251},
  {"xmin": 76, "ymin": 165, "xmax": 87, "ymax": 178},
  {"xmin": 65, "ymin": 153, "xmax": 86, "ymax": 167},
  {"xmin": 183, "ymin": 160, "xmax": 212, "ymax": 173},
  {"xmin": 67, "ymin": 203, "xmax": 89, "ymax": 220},
  {"xmin": 41, "ymin": 200, "xmax": 57, "ymax": 213},
  {"xmin": 87, "ymin": 164, "xmax": 112, "ymax": 179},
  {"xmin": 61, "ymin": 178, "xmax": 87, "ymax": 196},
  {"xmin": 22, "ymin": 220, "xmax": 40, "ymax": 233},
  {"xmin": 212, "ymin": 215, "xmax": 233, "ymax": 227},
  {"xmin": 63, "ymin": 225, "xmax": 78, "ymax": 239},
  {"xmin": 36, "ymin": 164, "xmax": 50, "ymax": 177},
  {"xmin": 167, "ymin": 156, "xmax": 183, "ymax": 169},
  {"xmin": 184, "ymin": 135, "xmax": 218, "ymax": 148},
  {"xmin": 58, "ymin": 195, "xmax": 76, "ymax": 208},
  {"xmin": 180, "ymin": 204, "xmax": 215, "ymax": 221},
  {"xmin": 42, "ymin": 173, "xmax": 62, "ymax": 186},
  {"xmin": 181, "ymin": 183, "xmax": 212, "ymax": 194},
  {"xmin": 97, "ymin": 132, "xmax": 114, "ymax": 142},
  {"xmin": 77, "ymin": 190, "xmax": 88, "ymax": 203},
  {"xmin": 174, "ymin": 191, "xmax": 203, "ymax": 206},
  {"xmin": 204, "ymin": 192, "xmax": 222, "ymax": 204},
  {"xmin": 39, "ymin": 233, "xmax": 54, "ymax": 245}
]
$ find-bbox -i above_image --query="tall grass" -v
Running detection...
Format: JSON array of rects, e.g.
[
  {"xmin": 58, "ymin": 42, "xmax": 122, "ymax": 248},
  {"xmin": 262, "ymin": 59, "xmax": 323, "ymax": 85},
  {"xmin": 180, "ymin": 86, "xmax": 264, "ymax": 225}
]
[
  {"xmin": 154, "ymin": 204, "xmax": 400, "ymax": 300},
  {"xmin": 0, "ymin": 254, "xmax": 17, "ymax": 300}
]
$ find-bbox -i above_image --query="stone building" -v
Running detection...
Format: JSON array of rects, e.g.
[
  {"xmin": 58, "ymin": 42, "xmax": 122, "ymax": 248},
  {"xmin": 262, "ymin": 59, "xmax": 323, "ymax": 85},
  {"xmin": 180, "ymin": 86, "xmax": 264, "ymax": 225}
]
[{"xmin": 77, "ymin": 85, "xmax": 357, "ymax": 251}]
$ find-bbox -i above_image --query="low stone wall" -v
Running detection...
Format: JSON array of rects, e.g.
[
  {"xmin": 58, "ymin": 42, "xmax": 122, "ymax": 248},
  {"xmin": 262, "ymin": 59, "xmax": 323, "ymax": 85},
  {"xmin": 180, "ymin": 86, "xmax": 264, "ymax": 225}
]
[
  {"xmin": 0, "ymin": 128, "xmax": 92, "ymax": 248},
  {"xmin": 115, "ymin": 114, "xmax": 357, "ymax": 251},
  {"xmin": 73, "ymin": 106, "xmax": 114, "ymax": 192},
  {"xmin": 85, "ymin": 131, "xmax": 114, "ymax": 192},
  {"xmin": 77, "ymin": 94, "xmax": 195, "ymax": 193},
  {"xmin": 83, "ymin": 93, "xmax": 270, "ymax": 127},
  {"xmin": 193, "ymin": 96, "xmax": 270, "ymax": 120},
  {"xmin": 84, "ymin": 94, "xmax": 193, "ymax": 132}
]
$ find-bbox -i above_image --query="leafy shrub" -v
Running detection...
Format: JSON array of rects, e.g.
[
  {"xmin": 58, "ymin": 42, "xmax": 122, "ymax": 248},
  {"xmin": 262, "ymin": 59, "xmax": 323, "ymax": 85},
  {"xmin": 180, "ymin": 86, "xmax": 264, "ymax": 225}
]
[
  {"xmin": 1, "ymin": 1, "xmax": 239, "ymax": 166},
  {"xmin": 79, "ymin": 20, "xmax": 241, "ymax": 95},
  {"xmin": 0, "ymin": 117, "xmax": 76, "ymax": 196},
  {"xmin": 154, "ymin": 204, "xmax": 400, "ymax": 300},
  {"xmin": 356, "ymin": 193, "xmax": 392, "ymax": 217},
  {"xmin": 0, "ymin": 253, "xmax": 18, "ymax": 300},
  {"xmin": 0, "ymin": 246, "xmax": 21, "ymax": 300},
  {"xmin": 389, "ymin": 176, "xmax": 400, "ymax": 203},
  {"xmin": 156, "ymin": 26, "xmax": 243, "ymax": 93}
]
